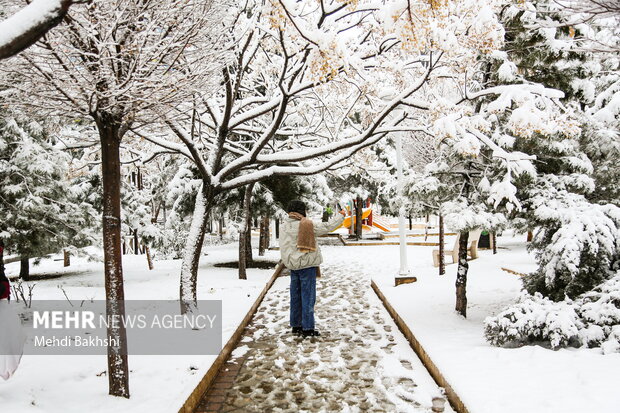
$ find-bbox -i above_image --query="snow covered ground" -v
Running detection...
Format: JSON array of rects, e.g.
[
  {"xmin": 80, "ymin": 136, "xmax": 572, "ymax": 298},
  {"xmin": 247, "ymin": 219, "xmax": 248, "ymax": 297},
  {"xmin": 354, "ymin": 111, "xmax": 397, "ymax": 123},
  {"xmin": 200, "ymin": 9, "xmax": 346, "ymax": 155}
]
[
  {"xmin": 350, "ymin": 231, "xmax": 620, "ymax": 413},
  {"xmin": 1, "ymin": 243, "xmax": 279, "ymax": 412},
  {"xmin": 199, "ymin": 261, "xmax": 450, "ymax": 412},
  {"xmin": 2, "ymin": 232, "xmax": 619, "ymax": 412}
]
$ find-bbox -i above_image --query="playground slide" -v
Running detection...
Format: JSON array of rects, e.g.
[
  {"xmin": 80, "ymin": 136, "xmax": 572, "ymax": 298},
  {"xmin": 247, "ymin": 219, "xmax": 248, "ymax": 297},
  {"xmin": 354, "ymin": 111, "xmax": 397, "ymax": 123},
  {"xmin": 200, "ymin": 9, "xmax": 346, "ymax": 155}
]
[
  {"xmin": 337, "ymin": 208, "xmax": 390, "ymax": 232},
  {"xmin": 370, "ymin": 220, "xmax": 390, "ymax": 232},
  {"xmin": 340, "ymin": 208, "xmax": 372, "ymax": 228}
]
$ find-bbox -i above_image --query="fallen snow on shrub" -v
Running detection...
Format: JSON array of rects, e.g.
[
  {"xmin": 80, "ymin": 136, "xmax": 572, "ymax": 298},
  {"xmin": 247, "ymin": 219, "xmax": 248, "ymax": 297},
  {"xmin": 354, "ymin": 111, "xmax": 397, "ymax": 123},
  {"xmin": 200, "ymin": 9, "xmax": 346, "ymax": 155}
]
[
  {"xmin": 485, "ymin": 272, "xmax": 620, "ymax": 353},
  {"xmin": 484, "ymin": 292, "xmax": 582, "ymax": 349}
]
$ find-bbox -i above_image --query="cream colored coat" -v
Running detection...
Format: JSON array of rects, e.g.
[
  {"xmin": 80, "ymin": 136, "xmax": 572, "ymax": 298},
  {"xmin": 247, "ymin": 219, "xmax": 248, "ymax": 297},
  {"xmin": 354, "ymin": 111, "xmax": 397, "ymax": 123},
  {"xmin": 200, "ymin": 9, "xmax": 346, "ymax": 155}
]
[{"xmin": 279, "ymin": 214, "xmax": 344, "ymax": 270}]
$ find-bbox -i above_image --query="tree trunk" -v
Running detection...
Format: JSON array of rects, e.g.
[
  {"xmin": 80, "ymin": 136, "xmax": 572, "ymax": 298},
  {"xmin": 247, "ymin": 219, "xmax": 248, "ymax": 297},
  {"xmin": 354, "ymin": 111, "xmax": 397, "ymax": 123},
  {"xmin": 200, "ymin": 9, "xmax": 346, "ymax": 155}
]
[
  {"xmin": 439, "ymin": 214, "xmax": 445, "ymax": 276},
  {"xmin": 151, "ymin": 201, "xmax": 161, "ymax": 224},
  {"xmin": 0, "ymin": 239, "xmax": 5, "ymax": 279},
  {"xmin": 133, "ymin": 229, "xmax": 139, "ymax": 255},
  {"xmin": 408, "ymin": 214, "xmax": 412, "ymax": 231},
  {"xmin": 275, "ymin": 218, "xmax": 280, "ymax": 239},
  {"xmin": 238, "ymin": 234, "xmax": 247, "ymax": 280},
  {"xmin": 145, "ymin": 246, "xmax": 154, "ymax": 270},
  {"xmin": 527, "ymin": 230, "xmax": 533, "ymax": 242},
  {"xmin": 348, "ymin": 200, "xmax": 354, "ymax": 236},
  {"xmin": 245, "ymin": 223, "xmax": 253, "ymax": 264},
  {"xmin": 258, "ymin": 216, "xmax": 265, "ymax": 256},
  {"xmin": 492, "ymin": 231, "xmax": 497, "ymax": 254},
  {"xmin": 63, "ymin": 250, "xmax": 70, "ymax": 267},
  {"xmin": 266, "ymin": 215, "xmax": 270, "ymax": 249},
  {"xmin": 98, "ymin": 122, "xmax": 129, "ymax": 398},
  {"xmin": 20, "ymin": 258, "xmax": 29, "ymax": 281},
  {"xmin": 455, "ymin": 231, "xmax": 469, "ymax": 318},
  {"xmin": 355, "ymin": 195, "xmax": 363, "ymax": 239},
  {"xmin": 239, "ymin": 183, "xmax": 255, "ymax": 280},
  {"xmin": 180, "ymin": 183, "xmax": 210, "ymax": 314},
  {"xmin": 244, "ymin": 193, "xmax": 253, "ymax": 264},
  {"xmin": 259, "ymin": 215, "xmax": 269, "ymax": 256}
]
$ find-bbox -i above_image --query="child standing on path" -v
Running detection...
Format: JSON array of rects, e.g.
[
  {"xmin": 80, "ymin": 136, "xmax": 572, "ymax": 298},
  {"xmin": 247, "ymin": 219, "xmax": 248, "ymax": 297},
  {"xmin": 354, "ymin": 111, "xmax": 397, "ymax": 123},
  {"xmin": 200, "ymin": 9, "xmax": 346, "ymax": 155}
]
[{"xmin": 280, "ymin": 200, "xmax": 345, "ymax": 337}]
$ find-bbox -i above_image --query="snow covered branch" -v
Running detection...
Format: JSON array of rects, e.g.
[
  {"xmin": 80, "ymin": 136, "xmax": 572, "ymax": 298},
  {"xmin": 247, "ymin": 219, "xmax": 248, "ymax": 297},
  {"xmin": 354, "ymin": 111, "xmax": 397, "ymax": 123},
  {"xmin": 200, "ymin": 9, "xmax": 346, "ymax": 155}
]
[{"xmin": 0, "ymin": 0, "xmax": 77, "ymax": 59}]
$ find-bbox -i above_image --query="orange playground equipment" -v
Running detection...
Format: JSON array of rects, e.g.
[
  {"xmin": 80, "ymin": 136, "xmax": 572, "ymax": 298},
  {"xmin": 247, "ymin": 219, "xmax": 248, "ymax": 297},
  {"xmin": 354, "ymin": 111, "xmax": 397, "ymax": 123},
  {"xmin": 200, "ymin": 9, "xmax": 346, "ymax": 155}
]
[{"xmin": 337, "ymin": 205, "xmax": 391, "ymax": 233}]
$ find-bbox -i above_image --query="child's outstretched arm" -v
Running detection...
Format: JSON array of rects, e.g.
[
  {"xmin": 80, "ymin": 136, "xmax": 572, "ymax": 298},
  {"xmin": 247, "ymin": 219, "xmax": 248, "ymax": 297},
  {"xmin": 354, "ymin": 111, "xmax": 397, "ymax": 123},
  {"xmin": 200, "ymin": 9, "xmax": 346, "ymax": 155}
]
[{"xmin": 313, "ymin": 210, "xmax": 346, "ymax": 237}]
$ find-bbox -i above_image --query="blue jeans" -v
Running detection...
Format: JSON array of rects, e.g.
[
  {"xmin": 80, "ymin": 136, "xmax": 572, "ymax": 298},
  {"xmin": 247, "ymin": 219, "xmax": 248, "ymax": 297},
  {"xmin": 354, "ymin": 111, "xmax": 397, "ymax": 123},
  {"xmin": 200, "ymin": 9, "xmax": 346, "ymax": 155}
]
[{"xmin": 289, "ymin": 267, "xmax": 317, "ymax": 331}]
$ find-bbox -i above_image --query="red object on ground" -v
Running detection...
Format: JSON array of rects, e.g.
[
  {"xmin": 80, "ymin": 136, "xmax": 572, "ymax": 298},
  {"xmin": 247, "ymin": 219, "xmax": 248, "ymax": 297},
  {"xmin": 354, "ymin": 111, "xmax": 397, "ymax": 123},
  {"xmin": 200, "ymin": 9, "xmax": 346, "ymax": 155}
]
[{"xmin": 0, "ymin": 280, "xmax": 9, "ymax": 299}]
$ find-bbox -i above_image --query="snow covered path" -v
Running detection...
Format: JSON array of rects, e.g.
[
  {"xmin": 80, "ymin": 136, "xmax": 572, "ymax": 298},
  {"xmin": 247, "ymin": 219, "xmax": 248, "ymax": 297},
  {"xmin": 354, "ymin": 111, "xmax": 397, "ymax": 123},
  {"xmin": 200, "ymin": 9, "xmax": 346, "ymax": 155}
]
[{"xmin": 196, "ymin": 261, "xmax": 448, "ymax": 412}]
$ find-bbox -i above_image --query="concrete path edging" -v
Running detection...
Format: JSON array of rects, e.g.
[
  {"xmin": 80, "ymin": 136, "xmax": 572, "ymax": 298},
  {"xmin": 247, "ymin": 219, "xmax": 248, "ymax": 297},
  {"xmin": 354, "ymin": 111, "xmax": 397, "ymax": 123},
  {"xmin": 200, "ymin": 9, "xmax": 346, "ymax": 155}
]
[
  {"xmin": 371, "ymin": 280, "xmax": 470, "ymax": 413},
  {"xmin": 178, "ymin": 263, "xmax": 285, "ymax": 413}
]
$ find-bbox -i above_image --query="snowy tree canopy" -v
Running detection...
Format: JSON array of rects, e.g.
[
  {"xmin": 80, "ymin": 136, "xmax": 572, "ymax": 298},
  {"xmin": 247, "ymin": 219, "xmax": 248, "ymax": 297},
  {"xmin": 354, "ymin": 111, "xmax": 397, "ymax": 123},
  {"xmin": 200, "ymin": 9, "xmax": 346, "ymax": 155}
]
[
  {"xmin": 0, "ymin": 109, "xmax": 98, "ymax": 257},
  {"xmin": 1, "ymin": 0, "xmax": 229, "ymax": 131}
]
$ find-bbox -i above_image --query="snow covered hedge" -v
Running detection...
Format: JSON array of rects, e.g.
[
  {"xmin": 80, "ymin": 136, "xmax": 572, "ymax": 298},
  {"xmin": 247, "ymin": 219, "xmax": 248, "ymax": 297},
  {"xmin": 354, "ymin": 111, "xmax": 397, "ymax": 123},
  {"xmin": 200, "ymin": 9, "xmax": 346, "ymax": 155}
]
[
  {"xmin": 580, "ymin": 275, "xmax": 620, "ymax": 354},
  {"xmin": 484, "ymin": 292, "xmax": 582, "ymax": 350},
  {"xmin": 485, "ymin": 273, "xmax": 620, "ymax": 353},
  {"xmin": 522, "ymin": 189, "xmax": 620, "ymax": 301}
]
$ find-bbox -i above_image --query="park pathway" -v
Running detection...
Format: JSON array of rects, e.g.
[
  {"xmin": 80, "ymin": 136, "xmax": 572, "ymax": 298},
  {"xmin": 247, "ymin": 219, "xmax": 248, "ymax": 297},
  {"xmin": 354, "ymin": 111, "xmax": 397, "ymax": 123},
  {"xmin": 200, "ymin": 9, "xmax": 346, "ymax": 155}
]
[{"xmin": 195, "ymin": 260, "xmax": 449, "ymax": 413}]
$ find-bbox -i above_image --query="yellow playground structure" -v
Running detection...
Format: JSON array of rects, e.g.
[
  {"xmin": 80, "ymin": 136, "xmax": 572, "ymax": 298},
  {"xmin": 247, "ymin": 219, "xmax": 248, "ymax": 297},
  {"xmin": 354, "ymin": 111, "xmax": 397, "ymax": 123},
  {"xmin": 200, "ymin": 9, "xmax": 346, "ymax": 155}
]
[{"xmin": 338, "ymin": 206, "xmax": 391, "ymax": 233}]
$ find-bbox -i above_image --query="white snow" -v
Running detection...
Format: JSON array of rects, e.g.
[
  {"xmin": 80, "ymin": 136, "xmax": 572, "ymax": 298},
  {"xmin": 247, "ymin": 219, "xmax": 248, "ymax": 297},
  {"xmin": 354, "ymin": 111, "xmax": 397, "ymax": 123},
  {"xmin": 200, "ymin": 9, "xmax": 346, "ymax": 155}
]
[
  {"xmin": 498, "ymin": 61, "xmax": 518, "ymax": 82},
  {"xmin": 1, "ymin": 244, "xmax": 279, "ymax": 412},
  {"xmin": 2, "ymin": 233, "xmax": 619, "ymax": 412},
  {"xmin": 231, "ymin": 345, "xmax": 250, "ymax": 359},
  {"xmin": 355, "ymin": 232, "xmax": 620, "ymax": 413}
]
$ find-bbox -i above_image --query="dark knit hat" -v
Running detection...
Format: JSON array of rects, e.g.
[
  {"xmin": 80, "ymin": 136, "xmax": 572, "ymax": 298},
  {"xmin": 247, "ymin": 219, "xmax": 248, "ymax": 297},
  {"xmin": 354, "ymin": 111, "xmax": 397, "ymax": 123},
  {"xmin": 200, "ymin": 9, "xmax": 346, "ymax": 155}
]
[{"xmin": 287, "ymin": 200, "xmax": 306, "ymax": 217}]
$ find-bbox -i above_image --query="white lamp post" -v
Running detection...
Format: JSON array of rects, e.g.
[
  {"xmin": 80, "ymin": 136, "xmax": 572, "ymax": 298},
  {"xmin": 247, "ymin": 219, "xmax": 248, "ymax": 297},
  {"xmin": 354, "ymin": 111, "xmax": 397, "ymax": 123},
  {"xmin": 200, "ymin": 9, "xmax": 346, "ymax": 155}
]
[{"xmin": 395, "ymin": 131, "xmax": 410, "ymax": 277}]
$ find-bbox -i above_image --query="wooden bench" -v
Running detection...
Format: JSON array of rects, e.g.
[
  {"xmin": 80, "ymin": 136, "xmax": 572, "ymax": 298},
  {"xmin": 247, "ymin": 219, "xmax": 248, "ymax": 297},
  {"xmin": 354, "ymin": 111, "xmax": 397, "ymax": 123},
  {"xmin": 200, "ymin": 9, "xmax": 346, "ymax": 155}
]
[{"xmin": 432, "ymin": 229, "xmax": 482, "ymax": 267}]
